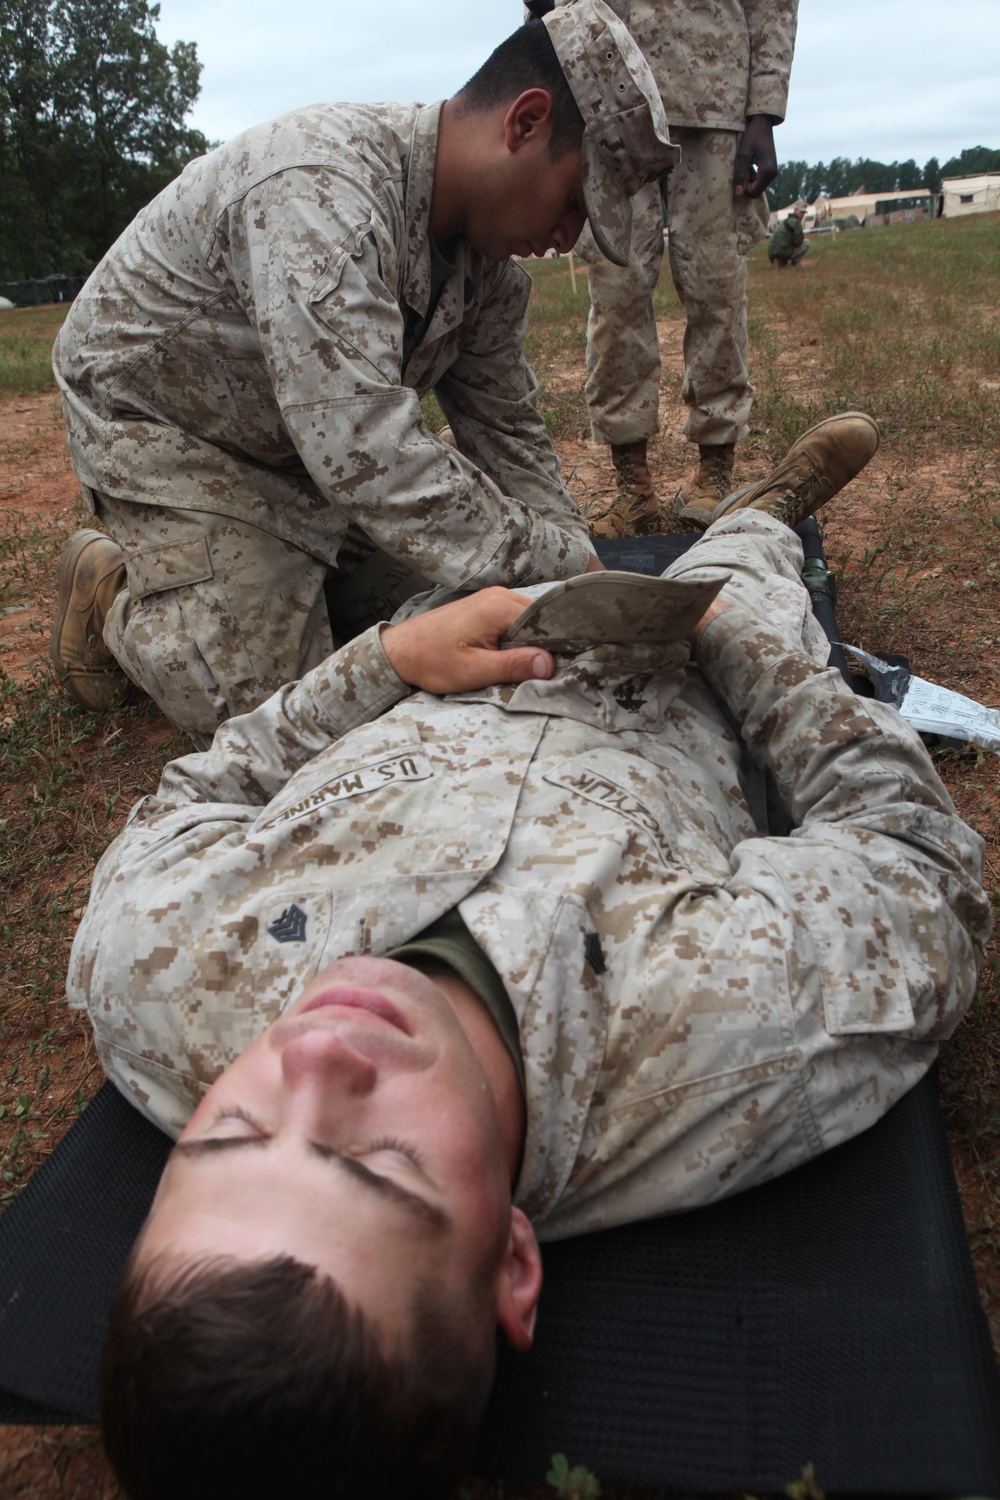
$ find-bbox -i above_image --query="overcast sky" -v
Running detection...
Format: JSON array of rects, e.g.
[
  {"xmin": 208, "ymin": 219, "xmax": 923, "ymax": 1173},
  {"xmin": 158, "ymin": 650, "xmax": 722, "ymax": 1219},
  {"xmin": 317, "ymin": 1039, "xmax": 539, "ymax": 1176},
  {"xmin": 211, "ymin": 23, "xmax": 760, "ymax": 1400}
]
[{"xmin": 154, "ymin": 0, "xmax": 999, "ymax": 170}]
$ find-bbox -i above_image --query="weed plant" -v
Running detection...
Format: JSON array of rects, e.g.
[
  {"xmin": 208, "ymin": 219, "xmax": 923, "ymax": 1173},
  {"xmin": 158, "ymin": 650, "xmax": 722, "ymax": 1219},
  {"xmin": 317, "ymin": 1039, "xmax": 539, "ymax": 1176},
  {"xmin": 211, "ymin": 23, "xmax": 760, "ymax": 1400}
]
[
  {"xmin": 523, "ymin": 256, "xmax": 591, "ymax": 438},
  {"xmin": 0, "ymin": 306, "xmax": 65, "ymax": 397}
]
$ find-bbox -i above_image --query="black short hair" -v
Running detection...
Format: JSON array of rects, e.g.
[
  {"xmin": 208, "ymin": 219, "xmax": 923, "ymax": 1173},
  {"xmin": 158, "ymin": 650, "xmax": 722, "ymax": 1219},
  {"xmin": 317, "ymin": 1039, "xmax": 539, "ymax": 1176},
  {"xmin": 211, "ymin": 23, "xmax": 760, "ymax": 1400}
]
[
  {"xmin": 99, "ymin": 1252, "xmax": 496, "ymax": 1500},
  {"xmin": 455, "ymin": 19, "xmax": 584, "ymax": 160}
]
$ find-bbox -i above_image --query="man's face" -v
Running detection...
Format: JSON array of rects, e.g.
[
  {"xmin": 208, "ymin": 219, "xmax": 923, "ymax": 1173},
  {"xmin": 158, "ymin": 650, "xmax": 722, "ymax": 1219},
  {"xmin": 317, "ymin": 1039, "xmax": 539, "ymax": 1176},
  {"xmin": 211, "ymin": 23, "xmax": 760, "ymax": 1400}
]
[
  {"xmin": 139, "ymin": 956, "xmax": 529, "ymax": 1336},
  {"xmin": 466, "ymin": 143, "xmax": 588, "ymax": 263}
]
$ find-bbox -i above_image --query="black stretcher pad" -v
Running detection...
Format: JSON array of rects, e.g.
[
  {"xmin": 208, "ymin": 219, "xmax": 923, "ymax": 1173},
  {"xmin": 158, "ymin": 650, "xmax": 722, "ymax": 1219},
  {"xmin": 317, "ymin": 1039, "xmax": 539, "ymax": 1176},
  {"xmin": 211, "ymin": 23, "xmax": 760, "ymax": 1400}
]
[{"xmin": 1, "ymin": 527, "xmax": 998, "ymax": 1497}]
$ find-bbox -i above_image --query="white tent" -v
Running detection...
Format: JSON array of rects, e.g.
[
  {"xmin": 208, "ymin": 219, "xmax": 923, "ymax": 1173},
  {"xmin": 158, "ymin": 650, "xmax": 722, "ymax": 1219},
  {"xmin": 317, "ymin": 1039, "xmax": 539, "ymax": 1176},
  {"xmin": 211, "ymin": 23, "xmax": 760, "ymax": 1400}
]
[{"xmin": 940, "ymin": 173, "xmax": 1000, "ymax": 217}]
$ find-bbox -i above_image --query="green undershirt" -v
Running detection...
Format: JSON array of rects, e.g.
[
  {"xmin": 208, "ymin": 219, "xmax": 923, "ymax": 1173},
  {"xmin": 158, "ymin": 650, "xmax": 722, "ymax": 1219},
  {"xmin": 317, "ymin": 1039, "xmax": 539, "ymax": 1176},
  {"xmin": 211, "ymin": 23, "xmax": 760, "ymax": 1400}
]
[{"xmin": 386, "ymin": 909, "xmax": 526, "ymax": 1096}]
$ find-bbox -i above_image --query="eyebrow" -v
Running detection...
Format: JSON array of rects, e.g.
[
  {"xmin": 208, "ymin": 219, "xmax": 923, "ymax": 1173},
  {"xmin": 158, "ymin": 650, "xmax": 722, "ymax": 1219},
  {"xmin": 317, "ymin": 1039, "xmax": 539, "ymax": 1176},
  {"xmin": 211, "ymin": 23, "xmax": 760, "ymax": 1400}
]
[{"xmin": 172, "ymin": 1136, "xmax": 449, "ymax": 1232}]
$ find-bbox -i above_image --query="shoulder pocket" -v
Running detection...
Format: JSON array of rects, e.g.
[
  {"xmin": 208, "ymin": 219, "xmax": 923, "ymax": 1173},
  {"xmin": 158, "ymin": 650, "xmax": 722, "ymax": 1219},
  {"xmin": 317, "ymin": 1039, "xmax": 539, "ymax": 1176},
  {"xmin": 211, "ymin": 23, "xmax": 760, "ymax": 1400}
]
[{"xmin": 307, "ymin": 216, "xmax": 377, "ymax": 304}]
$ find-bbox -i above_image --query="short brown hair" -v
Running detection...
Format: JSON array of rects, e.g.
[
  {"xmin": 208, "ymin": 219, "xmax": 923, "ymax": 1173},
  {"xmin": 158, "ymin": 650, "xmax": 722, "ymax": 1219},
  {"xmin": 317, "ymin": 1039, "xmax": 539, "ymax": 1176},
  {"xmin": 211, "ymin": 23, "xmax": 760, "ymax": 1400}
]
[
  {"xmin": 455, "ymin": 19, "xmax": 584, "ymax": 160},
  {"xmin": 99, "ymin": 1252, "xmax": 496, "ymax": 1500}
]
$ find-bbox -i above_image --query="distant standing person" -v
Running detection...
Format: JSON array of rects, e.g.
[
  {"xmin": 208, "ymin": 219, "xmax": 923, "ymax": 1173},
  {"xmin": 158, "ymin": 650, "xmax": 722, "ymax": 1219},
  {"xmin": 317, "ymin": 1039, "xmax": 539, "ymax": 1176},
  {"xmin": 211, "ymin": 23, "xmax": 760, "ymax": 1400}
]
[
  {"xmin": 768, "ymin": 199, "xmax": 809, "ymax": 267},
  {"xmin": 554, "ymin": 0, "xmax": 799, "ymax": 535}
]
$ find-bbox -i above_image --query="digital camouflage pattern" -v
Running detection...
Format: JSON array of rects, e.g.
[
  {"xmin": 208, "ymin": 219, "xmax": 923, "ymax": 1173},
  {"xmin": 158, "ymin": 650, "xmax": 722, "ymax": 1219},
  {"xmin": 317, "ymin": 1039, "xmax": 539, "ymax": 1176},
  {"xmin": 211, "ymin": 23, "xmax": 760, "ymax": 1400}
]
[
  {"xmin": 623, "ymin": 0, "xmax": 798, "ymax": 132},
  {"xmin": 563, "ymin": 0, "xmax": 797, "ymax": 447},
  {"xmin": 94, "ymin": 494, "xmax": 335, "ymax": 741},
  {"xmin": 68, "ymin": 514, "xmax": 990, "ymax": 1238},
  {"xmin": 580, "ymin": 131, "xmax": 770, "ymax": 446},
  {"xmin": 543, "ymin": 0, "xmax": 678, "ymax": 266},
  {"xmin": 54, "ymin": 100, "xmax": 592, "ymax": 595}
]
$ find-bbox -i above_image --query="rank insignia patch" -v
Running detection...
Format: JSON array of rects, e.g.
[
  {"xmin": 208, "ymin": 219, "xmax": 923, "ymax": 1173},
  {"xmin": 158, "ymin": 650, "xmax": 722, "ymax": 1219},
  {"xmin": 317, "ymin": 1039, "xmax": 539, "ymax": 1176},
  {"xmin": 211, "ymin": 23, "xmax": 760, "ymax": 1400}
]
[{"xmin": 268, "ymin": 904, "xmax": 308, "ymax": 944}]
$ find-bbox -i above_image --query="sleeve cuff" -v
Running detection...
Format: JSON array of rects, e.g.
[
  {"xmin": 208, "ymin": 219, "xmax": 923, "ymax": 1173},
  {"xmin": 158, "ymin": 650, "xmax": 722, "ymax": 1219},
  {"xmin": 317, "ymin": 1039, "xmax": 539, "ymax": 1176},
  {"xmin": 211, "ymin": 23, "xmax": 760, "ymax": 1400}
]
[{"xmin": 305, "ymin": 623, "xmax": 411, "ymax": 735}]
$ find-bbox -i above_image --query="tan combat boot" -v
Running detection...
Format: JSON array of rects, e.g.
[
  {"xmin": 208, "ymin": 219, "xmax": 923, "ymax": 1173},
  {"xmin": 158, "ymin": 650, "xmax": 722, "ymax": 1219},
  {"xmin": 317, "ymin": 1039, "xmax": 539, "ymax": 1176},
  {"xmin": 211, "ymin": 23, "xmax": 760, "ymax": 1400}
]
[
  {"xmin": 587, "ymin": 439, "xmax": 661, "ymax": 539},
  {"xmin": 49, "ymin": 529, "xmax": 133, "ymax": 711},
  {"xmin": 673, "ymin": 443, "xmax": 736, "ymax": 529},
  {"xmin": 710, "ymin": 412, "xmax": 880, "ymax": 529}
]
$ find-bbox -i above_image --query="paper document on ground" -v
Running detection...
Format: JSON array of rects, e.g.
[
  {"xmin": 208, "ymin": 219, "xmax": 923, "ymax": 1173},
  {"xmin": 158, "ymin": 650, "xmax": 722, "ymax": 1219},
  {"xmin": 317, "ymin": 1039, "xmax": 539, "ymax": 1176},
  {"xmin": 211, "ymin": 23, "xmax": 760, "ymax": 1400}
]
[
  {"xmin": 841, "ymin": 645, "xmax": 1000, "ymax": 754},
  {"xmin": 898, "ymin": 676, "xmax": 1000, "ymax": 751}
]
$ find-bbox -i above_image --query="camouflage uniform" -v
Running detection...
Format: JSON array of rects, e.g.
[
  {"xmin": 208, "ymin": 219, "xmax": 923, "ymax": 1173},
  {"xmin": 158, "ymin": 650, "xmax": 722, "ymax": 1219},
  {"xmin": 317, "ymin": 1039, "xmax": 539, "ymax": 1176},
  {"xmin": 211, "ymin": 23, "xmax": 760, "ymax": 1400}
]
[
  {"xmin": 68, "ymin": 513, "xmax": 989, "ymax": 1239},
  {"xmin": 768, "ymin": 209, "xmax": 807, "ymax": 265},
  {"xmin": 571, "ymin": 0, "xmax": 798, "ymax": 447},
  {"xmin": 53, "ymin": 102, "xmax": 592, "ymax": 735}
]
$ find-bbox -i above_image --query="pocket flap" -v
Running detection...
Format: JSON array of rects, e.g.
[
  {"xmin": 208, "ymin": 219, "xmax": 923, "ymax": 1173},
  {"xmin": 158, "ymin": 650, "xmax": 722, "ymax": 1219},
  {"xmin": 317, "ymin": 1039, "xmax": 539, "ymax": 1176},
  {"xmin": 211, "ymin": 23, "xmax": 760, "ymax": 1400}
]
[{"xmin": 126, "ymin": 536, "xmax": 213, "ymax": 598}]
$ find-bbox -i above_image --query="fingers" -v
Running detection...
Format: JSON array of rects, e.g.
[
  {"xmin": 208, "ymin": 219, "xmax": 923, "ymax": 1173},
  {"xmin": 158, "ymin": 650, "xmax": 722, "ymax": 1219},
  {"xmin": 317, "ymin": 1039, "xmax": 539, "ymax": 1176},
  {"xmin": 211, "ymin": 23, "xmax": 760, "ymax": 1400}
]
[
  {"xmin": 746, "ymin": 152, "xmax": 778, "ymax": 197},
  {"xmin": 733, "ymin": 117, "xmax": 777, "ymax": 197},
  {"xmin": 453, "ymin": 644, "xmax": 555, "ymax": 692},
  {"xmin": 381, "ymin": 588, "xmax": 555, "ymax": 694}
]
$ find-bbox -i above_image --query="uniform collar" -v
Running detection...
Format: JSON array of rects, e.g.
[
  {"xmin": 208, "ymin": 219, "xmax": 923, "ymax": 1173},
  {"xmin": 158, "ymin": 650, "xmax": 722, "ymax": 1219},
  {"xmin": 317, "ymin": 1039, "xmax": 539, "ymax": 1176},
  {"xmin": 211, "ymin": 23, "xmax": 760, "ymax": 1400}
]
[
  {"xmin": 402, "ymin": 100, "xmax": 481, "ymax": 336},
  {"xmin": 403, "ymin": 101, "xmax": 446, "ymax": 319}
]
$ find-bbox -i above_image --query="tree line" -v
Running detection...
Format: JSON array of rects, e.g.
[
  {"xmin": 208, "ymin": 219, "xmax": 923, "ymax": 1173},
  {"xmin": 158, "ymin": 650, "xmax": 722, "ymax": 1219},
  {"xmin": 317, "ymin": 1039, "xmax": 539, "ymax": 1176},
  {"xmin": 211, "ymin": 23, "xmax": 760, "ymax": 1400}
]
[
  {"xmin": 0, "ymin": 0, "xmax": 209, "ymax": 280},
  {"xmin": 766, "ymin": 145, "xmax": 1000, "ymax": 210},
  {"xmin": 3, "ymin": 0, "xmax": 999, "ymax": 282}
]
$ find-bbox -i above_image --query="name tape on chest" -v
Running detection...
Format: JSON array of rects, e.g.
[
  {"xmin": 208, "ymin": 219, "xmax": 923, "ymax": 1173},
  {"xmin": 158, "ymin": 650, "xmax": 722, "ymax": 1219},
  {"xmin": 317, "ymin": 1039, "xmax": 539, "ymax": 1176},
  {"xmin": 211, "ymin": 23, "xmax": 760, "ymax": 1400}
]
[
  {"xmin": 544, "ymin": 761, "xmax": 673, "ymax": 863},
  {"xmin": 262, "ymin": 751, "xmax": 434, "ymax": 830}
]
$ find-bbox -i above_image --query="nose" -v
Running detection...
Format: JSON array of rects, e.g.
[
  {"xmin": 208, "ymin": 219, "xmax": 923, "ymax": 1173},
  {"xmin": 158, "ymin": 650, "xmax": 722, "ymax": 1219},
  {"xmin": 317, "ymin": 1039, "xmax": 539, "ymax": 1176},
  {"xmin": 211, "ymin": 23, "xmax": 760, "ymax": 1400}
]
[{"xmin": 280, "ymin": 1027, "xmax": 378, "ymax": 1104}]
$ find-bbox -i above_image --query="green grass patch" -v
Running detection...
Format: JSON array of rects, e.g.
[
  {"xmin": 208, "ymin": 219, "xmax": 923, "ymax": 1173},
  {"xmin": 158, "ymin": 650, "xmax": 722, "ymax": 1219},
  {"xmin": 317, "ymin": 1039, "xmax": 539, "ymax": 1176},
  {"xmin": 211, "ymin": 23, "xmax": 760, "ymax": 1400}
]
[
  {"xmin": 0, "ymin": 513, "xmax": 67, "ymax": 610},
  {"xmin": 745, "ymin": 213, "xmax": 1000, "ymax": 451},
  {"xmin": 0, "ymin": 304, "xmax": 69, "ymax": 397},
  {"xmin": 0, "ymin": 660, "xmax": 186, "ymax": 1201}
]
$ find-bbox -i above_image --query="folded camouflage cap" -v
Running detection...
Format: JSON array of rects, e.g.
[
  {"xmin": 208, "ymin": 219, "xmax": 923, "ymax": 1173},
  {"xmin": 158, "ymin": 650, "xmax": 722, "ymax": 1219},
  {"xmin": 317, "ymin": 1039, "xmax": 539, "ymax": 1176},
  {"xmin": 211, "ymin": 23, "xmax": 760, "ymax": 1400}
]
[
  {"xmin": 544, "ymin": 0, "xmax": 679, "ymax": 266},
  {"xmin": 502, "ymin": 570, "xmax": 726, "ymax": 652}
]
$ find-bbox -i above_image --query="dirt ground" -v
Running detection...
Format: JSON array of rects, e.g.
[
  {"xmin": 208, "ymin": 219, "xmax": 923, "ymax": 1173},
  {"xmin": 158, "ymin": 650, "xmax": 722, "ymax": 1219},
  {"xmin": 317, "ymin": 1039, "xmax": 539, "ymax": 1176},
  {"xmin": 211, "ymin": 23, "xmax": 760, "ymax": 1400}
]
[{"xmin": 1, "ymin": 295, "xmax": 998, "ymax": 1494}]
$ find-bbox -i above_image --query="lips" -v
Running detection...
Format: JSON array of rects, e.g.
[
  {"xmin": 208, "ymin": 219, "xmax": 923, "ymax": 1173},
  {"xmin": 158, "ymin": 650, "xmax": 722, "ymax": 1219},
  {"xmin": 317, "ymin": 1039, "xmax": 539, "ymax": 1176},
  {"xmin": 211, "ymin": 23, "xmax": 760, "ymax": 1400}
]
[{"xmin": 301, "ymin": 987, "xmax": 411, "ymax": 1035}]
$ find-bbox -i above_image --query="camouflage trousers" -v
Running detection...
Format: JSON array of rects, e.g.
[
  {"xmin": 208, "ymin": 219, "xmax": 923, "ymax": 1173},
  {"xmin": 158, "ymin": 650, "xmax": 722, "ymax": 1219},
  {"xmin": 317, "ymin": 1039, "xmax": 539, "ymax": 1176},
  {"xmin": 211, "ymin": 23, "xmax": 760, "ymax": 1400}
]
[
  {"xmin": 665, "ymin": 509, "xmax": 831, "ymax": 668},
  {"xmin": 94, "ymin": 492, "xmax": 428, "ymax": 745},
  {"xmin": 579, "ymin": 128, "xmax": 769, "ymax": 449}
]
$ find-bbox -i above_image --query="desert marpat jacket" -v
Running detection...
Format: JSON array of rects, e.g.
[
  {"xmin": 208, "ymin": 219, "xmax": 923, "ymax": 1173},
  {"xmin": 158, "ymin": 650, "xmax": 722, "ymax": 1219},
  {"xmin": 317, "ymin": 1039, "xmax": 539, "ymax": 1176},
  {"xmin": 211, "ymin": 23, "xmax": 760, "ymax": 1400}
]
[
  {"xmin": 68, "ymin": 583, "xmax": 988, "ymax": 1239},
  {"xmin": 53, "ymin": 101, "xmax": 591, "ymax": 590}
]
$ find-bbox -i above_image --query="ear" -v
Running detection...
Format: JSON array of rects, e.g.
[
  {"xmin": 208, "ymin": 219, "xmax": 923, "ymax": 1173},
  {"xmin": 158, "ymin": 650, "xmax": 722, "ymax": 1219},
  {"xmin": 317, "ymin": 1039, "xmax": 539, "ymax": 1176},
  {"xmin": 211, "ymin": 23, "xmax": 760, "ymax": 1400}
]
[
  {"xmin": 502, "ymin": 88, "xmax": 555, "ymax": 155},
  {"xmin": 494, "ymin": 1207, "xmax": 543, "ymax": 1350}
]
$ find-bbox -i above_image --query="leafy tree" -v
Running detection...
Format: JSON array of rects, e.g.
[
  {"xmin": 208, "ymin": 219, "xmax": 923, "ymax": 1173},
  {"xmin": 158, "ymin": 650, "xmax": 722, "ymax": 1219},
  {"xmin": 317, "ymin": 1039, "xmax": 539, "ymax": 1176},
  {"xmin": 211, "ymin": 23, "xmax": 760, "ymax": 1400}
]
[
  {"xmin": 766, "ymin": 158, "xmax": 809, "ymax": 209},
  {"xmin": 0, "ymin": 0, "xmax": 206, "ymax": 280},
  {"xmin": 896, "ymin": 158, "xmax": 922, "ymax": 190},
  {"xmin": 939, "ymin": 144, "xmax": 1000, "ymax": 179},
  {"xmin": 767, "ymin": 147, "xmax": 998, "ymax": 212},
  {"xmin": 50, "ymin": 0, "xmax": 207, "ymax": 250},
  {"xmin": 0, "ymin": 0, "xmax": 68, "ymax": 276}
]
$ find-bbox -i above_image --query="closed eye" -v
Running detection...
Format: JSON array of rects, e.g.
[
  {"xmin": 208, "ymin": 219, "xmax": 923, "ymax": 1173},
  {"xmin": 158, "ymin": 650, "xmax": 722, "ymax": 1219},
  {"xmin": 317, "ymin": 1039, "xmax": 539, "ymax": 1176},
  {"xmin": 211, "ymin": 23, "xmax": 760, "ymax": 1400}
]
[
  {"xmin": 201, "ymin": 1105, "xmax": 267, "ymax": 1138},
  {"xmin": 173, "ymin": 1125, "xmax": 447, "ymax": 1229},
  {"xmin": 364, "ymin": 1135, "xmax": 426, "ymax": 1171},
  {"xmin": 187, "ymin": 1115, "xmax": 426, "ymax": 1176}
]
